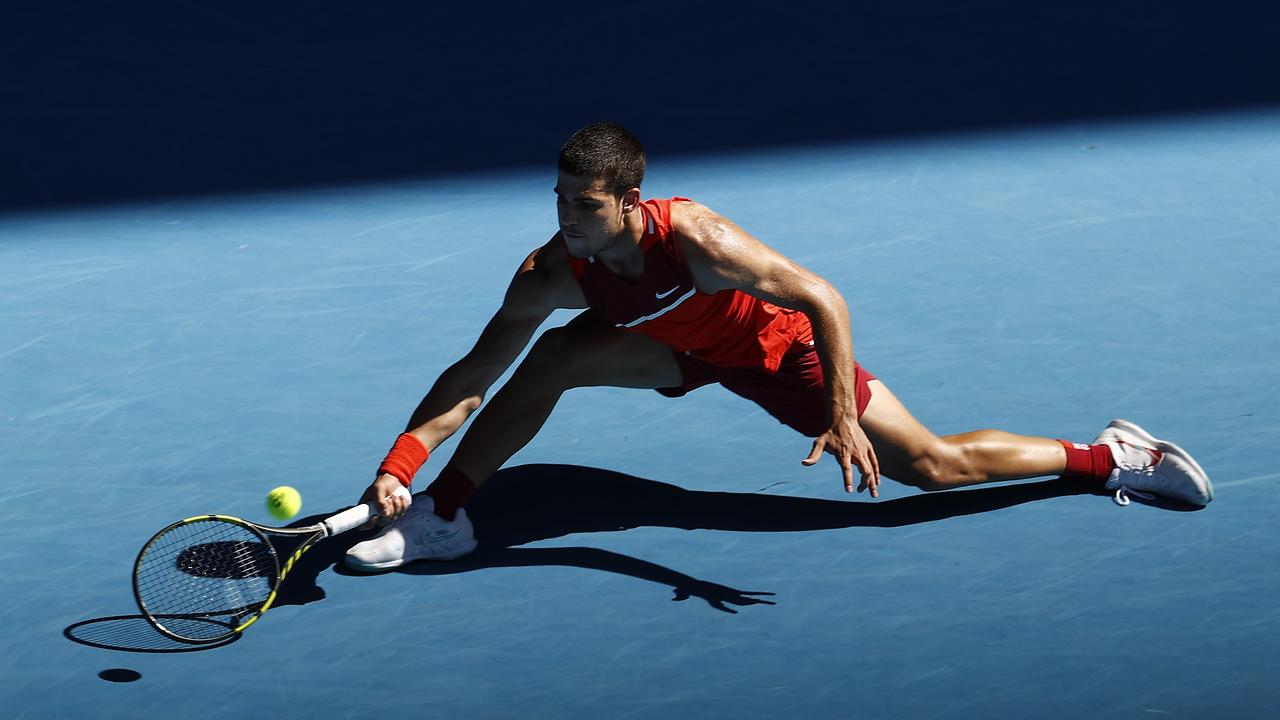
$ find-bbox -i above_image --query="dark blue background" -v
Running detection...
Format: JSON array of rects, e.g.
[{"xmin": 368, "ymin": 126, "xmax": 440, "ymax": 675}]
[{"xmin": 3, "ymin": 0, "xmax": 1276, "ymax": 210}]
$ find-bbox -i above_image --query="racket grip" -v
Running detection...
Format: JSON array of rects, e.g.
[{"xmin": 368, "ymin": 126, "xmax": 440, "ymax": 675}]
[{"xmin": 323, "ymin": 485, "xmax": 412, "ymax": 536}]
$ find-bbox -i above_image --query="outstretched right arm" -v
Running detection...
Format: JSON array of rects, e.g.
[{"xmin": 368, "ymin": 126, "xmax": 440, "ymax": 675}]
[{"xmin": 362, "ymin": 237, "xmax": 585, "ymax": 518}]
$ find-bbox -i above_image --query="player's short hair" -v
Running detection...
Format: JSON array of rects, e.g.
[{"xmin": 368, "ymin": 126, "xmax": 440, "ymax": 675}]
[{"xmin": 558, "ymin": 122, "xmax": 646, "ymax": 197}]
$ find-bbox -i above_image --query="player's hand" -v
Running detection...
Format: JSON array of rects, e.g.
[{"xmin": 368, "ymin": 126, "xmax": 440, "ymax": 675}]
[
  {"xmin": 358, "ymin": 473, "xmax": 412, "ymax": 528},
  {"xmin": 802, "ymin": 415, "xmax": 880, "ymax": 497}
]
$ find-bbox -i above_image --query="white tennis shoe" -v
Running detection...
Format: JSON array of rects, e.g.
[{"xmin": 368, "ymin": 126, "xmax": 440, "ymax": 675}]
[
  {"xmin": 1093, "ymin": 419, "xmax": 1214, "ymax": 507},
  {"xmin": 344, "ymin": 495, "xmax": 477, "ymax": 571}
]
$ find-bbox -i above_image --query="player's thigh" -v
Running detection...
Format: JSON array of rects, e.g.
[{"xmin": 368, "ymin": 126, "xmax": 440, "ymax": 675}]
[
  {"xmin": 856, "ymin": 379, "xmax": 948, "ymax": 482},
  {"xmin": 534, "ymin": 309, "xmax": 683, "ymax": 389}
]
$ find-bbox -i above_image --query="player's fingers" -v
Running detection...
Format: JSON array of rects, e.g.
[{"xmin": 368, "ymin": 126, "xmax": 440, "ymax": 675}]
[
  {"xmin": 868, "ymin": 448, "xmax": 881, "ymax": 498},
  {"xmin": 802, "ymin": 438, "xmax": 825, "ymax": 466},
  {"xmin": 378, "ymin": 491, "xmax": 400, "ymax": 520},
  {"xmin": 842, "ymin": 456, "xmax": 855, "ymax": 493},
  {"xmin": 843, "ymin": 445, "xmax": 861, "ymax": 486},
  {"xmin": 855, "ymin": 457, "xmax": 869, "ymax": 494},
  {"xmin": 392, "ymin": 489, "xmax": 411, "ymax": 518}
]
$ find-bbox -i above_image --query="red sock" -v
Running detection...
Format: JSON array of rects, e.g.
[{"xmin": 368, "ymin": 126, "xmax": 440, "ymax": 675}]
[
  {"xmin": 1057, "ymin": 439, "xmax": 1115, "ymax": 481},
  {"xmin": 425, "ymin": 466, "xmax": 476, "ymax": 521}
]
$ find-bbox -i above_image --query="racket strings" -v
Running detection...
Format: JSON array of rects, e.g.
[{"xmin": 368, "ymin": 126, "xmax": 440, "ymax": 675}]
[{"xmin": 136, "ymin": 519, "xmax": 277, "ymax": 641}]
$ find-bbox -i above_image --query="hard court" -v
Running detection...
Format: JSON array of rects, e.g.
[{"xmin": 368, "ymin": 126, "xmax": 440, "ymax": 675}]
[{"xmin": 2, "ymin": 111, "xmax": 1278, "ymax": 718}]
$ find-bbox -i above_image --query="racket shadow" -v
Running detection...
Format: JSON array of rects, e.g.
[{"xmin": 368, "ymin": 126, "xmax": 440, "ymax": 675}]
[
  {"xmin": 64, "ymin": 614, "xmax": 241, "ymax": 653},
  {"xmin": 317, "ymin": 464, "xmax": 1106, "ymax": 613}
]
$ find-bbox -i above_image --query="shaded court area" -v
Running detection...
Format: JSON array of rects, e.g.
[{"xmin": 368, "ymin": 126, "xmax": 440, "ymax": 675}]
[
  {"xmin": 2, "ymin": 110, "xmax": 1278, "ymax": 718},
  {"xmin": 5, "ymin": 1, "xmax": 1280, "ymax": 210}
]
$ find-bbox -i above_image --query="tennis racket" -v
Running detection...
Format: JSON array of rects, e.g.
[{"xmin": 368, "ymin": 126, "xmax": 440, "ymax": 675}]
[{"xmin": 132, "ymin": 485, "xmax": 411, "ymax": 644}]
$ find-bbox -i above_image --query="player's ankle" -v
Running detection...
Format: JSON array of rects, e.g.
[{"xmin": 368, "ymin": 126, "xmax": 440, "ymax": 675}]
[
  {"xmin": 1057, "ymin": 439, "xmax": 1116, "ymax": 481},
  {"xmin": 425, "ymin": 465, "xmax": 476, "ymax": 521}
]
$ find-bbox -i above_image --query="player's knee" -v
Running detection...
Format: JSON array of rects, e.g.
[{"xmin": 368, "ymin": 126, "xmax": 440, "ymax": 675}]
[
  {"xmin": 529, "ymin": 325, "xmax": 569, "ymax": 356},
  {"xmin": 902, "ymin": 464, "xmax": 948, "ymax": 492},
  {"xmin": 901, "ymin": 449, "xmax": 965, "ymax": 491},
  {"xmin": 519, "ymin": 328, "xmax": 568, "ymax": 381},
  {"xmin": 522, "ymin": 326, "xmax": 592, "ymax": 389}
]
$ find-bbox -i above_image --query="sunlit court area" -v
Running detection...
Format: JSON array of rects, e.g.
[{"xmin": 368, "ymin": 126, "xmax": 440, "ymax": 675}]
[{"xmin": 3, "ymin": 3, "xmax": 1278, "ymax": 718}]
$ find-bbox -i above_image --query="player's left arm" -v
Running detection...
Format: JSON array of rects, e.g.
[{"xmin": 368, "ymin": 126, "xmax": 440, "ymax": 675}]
[{"xmin": 672, "ymin": 201, "xmax": 880, "ymax": 497}]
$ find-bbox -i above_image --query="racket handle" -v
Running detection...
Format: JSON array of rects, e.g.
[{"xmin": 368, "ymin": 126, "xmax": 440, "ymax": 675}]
[{"xmin": 323, "ymin": 485, "xmax": 412, "ymax": 536}]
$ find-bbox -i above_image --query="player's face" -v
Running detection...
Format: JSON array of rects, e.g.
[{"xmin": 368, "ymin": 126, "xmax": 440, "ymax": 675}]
[{"xmin": 555, "ymin": 172, "xmax": 631, "ymax": 258}]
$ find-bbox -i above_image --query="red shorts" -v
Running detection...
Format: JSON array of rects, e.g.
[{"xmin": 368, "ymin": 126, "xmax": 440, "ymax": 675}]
[{"xmin": 657, "ymin": 341, "xmax": 876, "ymax": 437}]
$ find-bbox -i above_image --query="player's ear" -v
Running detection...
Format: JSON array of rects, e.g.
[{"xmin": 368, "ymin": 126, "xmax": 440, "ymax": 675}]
[{"xmin": 621, "ymin": 187, "xmax": 641, "ymax": 214}]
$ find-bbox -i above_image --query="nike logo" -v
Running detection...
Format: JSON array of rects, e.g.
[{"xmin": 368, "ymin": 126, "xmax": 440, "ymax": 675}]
[
  {"xmin": 420, "ymin": 529, "xmax": 460, "ymax": 544},
  {"xmin": 655, "ymin": 285, "xmax": 681, "ymax": 299},
  {"xmin": 1117, "ymin": 440, "xmax": 1163, "ymax": 466}
]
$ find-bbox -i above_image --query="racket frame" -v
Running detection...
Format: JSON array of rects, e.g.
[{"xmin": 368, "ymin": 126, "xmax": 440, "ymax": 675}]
[
  {"xmin": 132, "ymin": 515, "xmax": 325, "ymax": 644},
  {"xmin": 132, "ymin": 487, "xmax": 407, "ymax": 644}
]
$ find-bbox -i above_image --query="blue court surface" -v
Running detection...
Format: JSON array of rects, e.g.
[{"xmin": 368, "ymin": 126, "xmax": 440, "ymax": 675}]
[{"xmin": 3, "ymin": 109, "xmax": 1278, "ymax": 719}]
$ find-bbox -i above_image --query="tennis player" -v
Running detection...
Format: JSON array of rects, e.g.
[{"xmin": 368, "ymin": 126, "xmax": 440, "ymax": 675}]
[{"xmin": 345, "ymin": 122, "xmax": 1212, "ymax": 570}]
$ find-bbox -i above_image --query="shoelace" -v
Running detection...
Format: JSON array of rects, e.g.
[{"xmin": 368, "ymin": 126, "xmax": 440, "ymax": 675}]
[
  {"xmin": 1109, "ymin": 459, "xmax": 1162, "ymax": 507},
  {"xmin": 1112, "ymin": 485, "xmax": 1157, "ymax": 507}
]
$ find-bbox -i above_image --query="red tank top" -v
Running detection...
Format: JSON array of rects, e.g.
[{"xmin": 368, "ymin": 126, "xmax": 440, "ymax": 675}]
[{"xmin": 563, "ymin": 197, "xmax": 811, "ymax": 371}]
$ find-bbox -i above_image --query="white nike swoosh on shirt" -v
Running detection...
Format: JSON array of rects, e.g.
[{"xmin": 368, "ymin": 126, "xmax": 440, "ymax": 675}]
[
  {"xmin": 619, "ymin": 286, "xmax": 697, "ymax": 328},
  {"xmin": 655, "ymin": 285, "xmax": 681, "ymax": 299}
]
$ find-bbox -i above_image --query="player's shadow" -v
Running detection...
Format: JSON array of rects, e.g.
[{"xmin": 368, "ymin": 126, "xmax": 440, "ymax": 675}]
[{"xmin": 283, "ymin": 464, "xmax": 1107, "ymax": 614}]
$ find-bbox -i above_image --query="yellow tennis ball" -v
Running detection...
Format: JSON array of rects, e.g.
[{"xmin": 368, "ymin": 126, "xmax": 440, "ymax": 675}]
[{"xmin": 266, "ymin": 486, "xmax": 302, "ymax": 520}]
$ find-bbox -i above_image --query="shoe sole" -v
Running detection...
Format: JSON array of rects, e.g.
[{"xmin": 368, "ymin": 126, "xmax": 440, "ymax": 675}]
[
  {"xmin": 345, "ymin": 539, "xmax": 479, "ymax": 572},
  {"xmin": 1107, "ymin": 419, "xmax": 1214, "ymax": 504}
]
